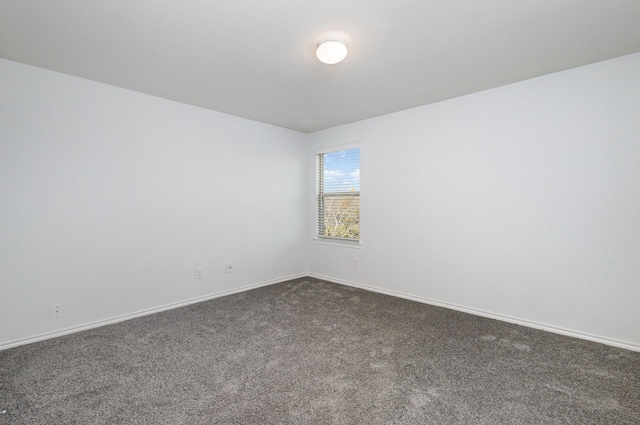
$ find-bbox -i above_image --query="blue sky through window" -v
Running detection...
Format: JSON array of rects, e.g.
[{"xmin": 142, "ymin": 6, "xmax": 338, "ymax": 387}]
[{"xmin": 323, "ymin": 148, "xmax": 360, "ymax": 193}]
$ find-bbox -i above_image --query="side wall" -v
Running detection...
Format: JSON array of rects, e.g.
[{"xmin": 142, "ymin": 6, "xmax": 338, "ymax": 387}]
[
  {"xmin": 0, "ymin": 59, "xmax": 308, "ymax": 348},
  {"xmin": 308, "ymin": 53, "xmax": 640, "ymax": 350}
]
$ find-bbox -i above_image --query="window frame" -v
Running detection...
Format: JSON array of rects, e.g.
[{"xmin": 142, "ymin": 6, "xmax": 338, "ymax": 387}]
[{"xmin": 315, "ymin": 143, "xmax": 361, "ymax": 244}]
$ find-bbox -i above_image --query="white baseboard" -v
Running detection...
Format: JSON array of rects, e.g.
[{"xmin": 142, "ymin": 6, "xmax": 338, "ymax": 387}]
[
  {"xmin": 0, "ymin": 273, "xmax": 306, "ymax": 351},
  {"xmin": 5, "ymin": 272, "xmax": 638, "ymax": 353},
  {"xmin": 308, "ymin": 273, "xmax": 640, "ymax": 353}
]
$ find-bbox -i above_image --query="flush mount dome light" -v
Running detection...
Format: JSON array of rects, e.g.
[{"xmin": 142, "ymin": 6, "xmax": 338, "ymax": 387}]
[{"xmin": 316, "ymin": 40, "xmax": 348, "ymax": 65}]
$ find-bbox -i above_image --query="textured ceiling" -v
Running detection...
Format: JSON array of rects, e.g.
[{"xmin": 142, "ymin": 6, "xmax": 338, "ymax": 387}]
[{"xmin": 1, "ymin": 0, "xmax": 640, "ymax": 133}]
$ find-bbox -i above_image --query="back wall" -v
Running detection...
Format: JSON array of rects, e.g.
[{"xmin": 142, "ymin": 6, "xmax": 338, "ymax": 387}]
[{"xmin": 308, "ymin": 53, "xmax": 640, "ymax": 350}]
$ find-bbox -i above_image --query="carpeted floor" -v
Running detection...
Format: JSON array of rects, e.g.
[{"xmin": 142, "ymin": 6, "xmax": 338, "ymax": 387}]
[{"xmin": 1, "ymin": 277, "xmax": 639, "ymax": 424}]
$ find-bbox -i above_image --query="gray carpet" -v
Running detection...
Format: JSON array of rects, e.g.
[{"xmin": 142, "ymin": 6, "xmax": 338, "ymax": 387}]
[{"xmin": 1, "ymin": 277, "xmax": 639, "ymax": 424}]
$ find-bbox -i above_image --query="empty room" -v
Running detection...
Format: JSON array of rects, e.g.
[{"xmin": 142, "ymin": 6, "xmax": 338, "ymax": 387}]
[{"xmin": 1, "ymin": 1, "xmax": 639, "ymax": 424}]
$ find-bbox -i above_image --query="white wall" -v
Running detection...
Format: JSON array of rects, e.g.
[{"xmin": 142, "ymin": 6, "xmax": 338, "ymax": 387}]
[
  {"xmin": 3, "ymin": 52, "xmax": 639, "ymax": 352},
  {"xmin": 308, "ymin": 53, "xmax": 640, "ymax": 350},
  {"xmin": 0, "ymin": 59, "xmax": 308, "ymax": 348}
]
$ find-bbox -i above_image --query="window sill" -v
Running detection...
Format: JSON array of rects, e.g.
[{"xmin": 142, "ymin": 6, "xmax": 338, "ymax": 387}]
[{"xmin": 312, "ymin": 237, "xmax": 362, "ymax": 248}]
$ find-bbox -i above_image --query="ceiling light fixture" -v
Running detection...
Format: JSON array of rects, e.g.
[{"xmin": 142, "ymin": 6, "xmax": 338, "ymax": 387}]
[{"xmin": 316, "ymin": 40, "xmax": 348, "ymax": 65}]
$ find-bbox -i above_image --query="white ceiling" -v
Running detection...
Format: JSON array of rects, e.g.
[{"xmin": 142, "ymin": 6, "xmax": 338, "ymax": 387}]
[{"xmin": 2, "ymin": 1, "xmax": 640, "ymax": 133}]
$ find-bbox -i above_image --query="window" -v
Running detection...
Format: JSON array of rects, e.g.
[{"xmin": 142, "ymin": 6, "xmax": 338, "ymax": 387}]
[{"xmin": 316, "ymin": 147, "xmax": 360, "ymax": 241}]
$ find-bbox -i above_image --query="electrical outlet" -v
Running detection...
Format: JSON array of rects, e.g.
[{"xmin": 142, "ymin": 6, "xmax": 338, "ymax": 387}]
[
  {"xmin": 225, "ymin": 263, "xmax": 233, "ymax": 273},
  {"xmin": 52, "ymin": 304, "xmax": 62, "ymax": 318},
  {"xmin": 354, "ymin": 257, "xmax": 360, "ymax": 268},
  {"xmin": 195, "ymin": 267, "xmax": 203, "ymax": 279}
]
